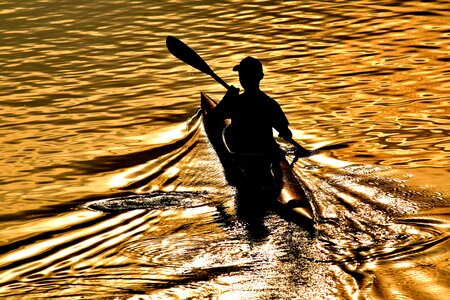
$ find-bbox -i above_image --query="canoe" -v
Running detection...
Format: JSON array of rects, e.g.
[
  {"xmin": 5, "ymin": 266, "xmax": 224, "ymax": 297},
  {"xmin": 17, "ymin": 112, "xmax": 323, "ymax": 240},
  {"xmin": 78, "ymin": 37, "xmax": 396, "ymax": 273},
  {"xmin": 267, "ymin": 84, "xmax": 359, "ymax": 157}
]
[{"xmin": 200, "ymin": 92, "xmax": 314, "ymax": 221}]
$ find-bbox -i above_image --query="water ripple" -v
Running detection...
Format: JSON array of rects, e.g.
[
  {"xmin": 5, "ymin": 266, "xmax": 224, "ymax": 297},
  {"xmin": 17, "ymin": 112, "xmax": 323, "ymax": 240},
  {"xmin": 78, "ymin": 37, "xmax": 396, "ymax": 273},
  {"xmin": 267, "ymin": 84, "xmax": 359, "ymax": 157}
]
[{"xmin": 85, "ymin": 191, "xmax": 210, "ymax": 213}]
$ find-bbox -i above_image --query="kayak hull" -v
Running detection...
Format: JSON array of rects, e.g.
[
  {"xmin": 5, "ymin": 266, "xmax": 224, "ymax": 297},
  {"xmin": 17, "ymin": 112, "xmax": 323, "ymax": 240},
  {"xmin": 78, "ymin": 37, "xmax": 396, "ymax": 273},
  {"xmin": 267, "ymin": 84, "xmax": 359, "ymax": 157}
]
[{"xmin": 200, "ymin": 92, "xmax": 314, "ymax": 221}]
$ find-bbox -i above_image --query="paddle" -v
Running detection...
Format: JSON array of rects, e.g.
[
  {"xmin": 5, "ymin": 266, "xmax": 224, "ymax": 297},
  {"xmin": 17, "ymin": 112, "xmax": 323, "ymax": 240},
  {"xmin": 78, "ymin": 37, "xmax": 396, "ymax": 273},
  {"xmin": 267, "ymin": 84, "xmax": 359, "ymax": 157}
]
[
  {"xmin": 166, "ymin": 36, "xmax": 314, "ymax": 162},
  {"xmin": 166, "ymin": 36, "xmax": 230, "ymax": 90},
  {"xmin": 289, "ymin": 141, "xmax": 351, "ymax": 167},
  {"xmin": 288, "ymin": 138, "xmax": 314, "ymax": 166}
]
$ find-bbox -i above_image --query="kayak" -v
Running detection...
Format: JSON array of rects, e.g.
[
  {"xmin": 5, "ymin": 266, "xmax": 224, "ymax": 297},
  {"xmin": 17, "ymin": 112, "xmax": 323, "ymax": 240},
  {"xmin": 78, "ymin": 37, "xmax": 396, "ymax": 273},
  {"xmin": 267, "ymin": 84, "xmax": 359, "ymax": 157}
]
[{"xmin": 200, "ymin": 92, "xmax": 314, "ymax": 221}]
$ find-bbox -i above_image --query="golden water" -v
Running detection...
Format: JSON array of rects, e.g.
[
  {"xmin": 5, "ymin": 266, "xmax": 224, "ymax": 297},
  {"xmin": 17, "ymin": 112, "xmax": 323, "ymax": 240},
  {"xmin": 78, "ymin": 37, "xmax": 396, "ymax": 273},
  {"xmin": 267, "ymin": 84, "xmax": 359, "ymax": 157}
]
[{"xmin": 0, "ymin": 0, "xmax": 449, "ymax": 298}]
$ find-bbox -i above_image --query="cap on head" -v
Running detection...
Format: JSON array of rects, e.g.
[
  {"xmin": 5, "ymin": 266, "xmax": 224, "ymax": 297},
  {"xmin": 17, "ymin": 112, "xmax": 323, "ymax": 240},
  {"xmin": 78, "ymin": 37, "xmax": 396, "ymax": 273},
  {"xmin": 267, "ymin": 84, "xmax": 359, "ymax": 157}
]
[{"xmin": 233, "ymin": 56, "xmax": 263, "ymax": 76}]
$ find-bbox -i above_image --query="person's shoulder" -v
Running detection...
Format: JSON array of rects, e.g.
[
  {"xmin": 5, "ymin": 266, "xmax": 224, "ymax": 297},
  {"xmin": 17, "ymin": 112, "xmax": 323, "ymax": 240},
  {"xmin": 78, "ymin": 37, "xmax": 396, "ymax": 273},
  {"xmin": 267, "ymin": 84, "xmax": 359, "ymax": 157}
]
[{"xmin": 259, "ymin": 91, "xmax": 280, "ymax": 107}]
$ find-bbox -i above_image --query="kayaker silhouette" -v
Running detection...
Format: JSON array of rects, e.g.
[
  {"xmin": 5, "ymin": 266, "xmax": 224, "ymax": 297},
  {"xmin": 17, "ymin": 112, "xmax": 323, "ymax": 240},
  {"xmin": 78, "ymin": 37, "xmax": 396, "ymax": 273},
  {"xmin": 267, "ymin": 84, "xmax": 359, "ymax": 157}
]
[{"xmin": 212, "ymin": 56, "xmax": 309, "ymax": 183}]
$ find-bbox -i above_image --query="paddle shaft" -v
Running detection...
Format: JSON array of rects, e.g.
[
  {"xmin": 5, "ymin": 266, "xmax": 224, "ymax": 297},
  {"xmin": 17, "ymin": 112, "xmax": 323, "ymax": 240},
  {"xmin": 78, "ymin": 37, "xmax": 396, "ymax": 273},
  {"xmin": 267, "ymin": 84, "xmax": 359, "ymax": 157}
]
[{"xmin": 208, "ymin": 71, "xmax": 230, "ymax": 90}]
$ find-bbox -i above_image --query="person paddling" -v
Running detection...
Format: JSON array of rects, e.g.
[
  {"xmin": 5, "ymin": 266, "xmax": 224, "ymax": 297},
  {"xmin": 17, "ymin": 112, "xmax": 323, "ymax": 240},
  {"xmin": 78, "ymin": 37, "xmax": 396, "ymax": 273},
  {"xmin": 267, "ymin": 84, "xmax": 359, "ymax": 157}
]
[{"xmin": 211, "ymin": 56, "xmax": 309, "ymax": 181}]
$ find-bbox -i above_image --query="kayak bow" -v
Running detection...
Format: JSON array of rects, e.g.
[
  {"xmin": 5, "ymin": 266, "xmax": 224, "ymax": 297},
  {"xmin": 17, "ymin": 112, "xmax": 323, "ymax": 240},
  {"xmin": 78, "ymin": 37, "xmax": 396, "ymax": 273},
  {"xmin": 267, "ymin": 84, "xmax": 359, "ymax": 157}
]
[{"xmin": 201, "ymin": 92, "xmax": 314, "ymax": 221}]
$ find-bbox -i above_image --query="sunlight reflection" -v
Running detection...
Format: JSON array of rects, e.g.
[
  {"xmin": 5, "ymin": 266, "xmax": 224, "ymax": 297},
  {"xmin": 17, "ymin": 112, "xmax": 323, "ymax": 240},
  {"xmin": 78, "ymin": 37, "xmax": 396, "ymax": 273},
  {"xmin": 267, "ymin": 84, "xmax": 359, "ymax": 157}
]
[
  {"xmin": 109, "ymin": 163, "xmax": 149, "ymax": 188},
  {"xmin": 126, "ymin": 122, "xmax": 191, "ymax": 145},
  {"xmin": 309, "ymin": 153, "xmax": 353, "ymax": 168},
  {"xmin": 393, "ymin": 261, "xmax": 415, "ymax": 269},
  {"xmin": 1, "ymin": 0, "xmax": 449, "ymax": 298},
  {"xmin": 0, "ymin": 210, "xmax": 100, "ymax": 267}
]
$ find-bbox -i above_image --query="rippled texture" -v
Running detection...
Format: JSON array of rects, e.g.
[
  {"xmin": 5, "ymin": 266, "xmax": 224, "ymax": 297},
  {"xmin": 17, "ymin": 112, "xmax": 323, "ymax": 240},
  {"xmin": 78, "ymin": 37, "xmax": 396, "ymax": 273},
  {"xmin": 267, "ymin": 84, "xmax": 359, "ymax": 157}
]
[{"xmin": 0, "ymin": 0, "xmax": 449, "ymax": 299}]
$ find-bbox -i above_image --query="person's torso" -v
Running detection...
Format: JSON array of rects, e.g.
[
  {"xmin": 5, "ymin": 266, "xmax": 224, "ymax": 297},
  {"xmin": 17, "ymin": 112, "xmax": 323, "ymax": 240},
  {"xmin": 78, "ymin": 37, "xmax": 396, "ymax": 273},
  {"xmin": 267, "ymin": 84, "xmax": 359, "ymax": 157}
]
[{"xmin": 228, "ymin": 91, "xmax": 278, "ymax": 153}]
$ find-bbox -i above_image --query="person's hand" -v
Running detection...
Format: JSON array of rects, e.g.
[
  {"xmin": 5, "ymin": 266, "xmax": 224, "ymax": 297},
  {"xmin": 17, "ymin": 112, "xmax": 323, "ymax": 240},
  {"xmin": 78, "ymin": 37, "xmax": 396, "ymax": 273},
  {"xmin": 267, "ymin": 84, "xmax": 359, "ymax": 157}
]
[
  {"xmin": 225, "ymin": 85, "xmax": 239, "ymax": 98},
  {"xmin": 278, "ymin": 130, "xmax": 292, "ymax": 140},
  {"xmin": 295, "ymin": 146, "xmax": 311, "ymax": 157},
  {"xmin": 290, "ymin": 139, "xmax": 310, "ymax": 157}
]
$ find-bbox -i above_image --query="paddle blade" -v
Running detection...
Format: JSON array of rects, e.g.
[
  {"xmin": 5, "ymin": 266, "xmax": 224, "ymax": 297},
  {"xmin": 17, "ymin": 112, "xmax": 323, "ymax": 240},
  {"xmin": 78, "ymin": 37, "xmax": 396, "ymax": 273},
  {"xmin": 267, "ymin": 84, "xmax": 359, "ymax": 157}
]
[
  {"xmin": 289, "ymin": 142, "xmax": 352, "ymax": 167},
  {"xmin": 166, "ymin": 36, "xmax": 230, "ymax": 90},
  {"xmin": 314, "ymin": 142, "xmax": 352, "ymax": 151},
  {"xmin": 166, "ymin": 36, "xmax": 213, "ymax": 75}
]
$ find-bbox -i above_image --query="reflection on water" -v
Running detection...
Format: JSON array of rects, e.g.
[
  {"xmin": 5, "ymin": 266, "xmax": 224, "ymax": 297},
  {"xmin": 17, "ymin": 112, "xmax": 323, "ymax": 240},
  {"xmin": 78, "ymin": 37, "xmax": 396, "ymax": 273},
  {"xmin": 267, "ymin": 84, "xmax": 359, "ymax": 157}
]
[
  {"xmin": 1, "ymin": 160, "xmax": 448, "ymax": 298},
  {"xmin": 0, "ymin": 0, "xmax": 449, "ymax": 298}
]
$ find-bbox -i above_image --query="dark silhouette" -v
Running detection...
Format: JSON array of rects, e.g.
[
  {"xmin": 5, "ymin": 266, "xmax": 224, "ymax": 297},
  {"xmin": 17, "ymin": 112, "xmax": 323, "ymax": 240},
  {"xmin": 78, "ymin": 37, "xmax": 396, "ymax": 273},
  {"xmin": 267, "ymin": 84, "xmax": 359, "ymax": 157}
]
[
  {"xmin": 211, "ymin": 57, "xmax": 308, "ymax": 184},
  {"xmin": 201, "ymin": 91, "xmax": 315, "ymax": 223},
  {"xmin": 170, "ymin": 35, "xmax": 316, "ymax": 223}
]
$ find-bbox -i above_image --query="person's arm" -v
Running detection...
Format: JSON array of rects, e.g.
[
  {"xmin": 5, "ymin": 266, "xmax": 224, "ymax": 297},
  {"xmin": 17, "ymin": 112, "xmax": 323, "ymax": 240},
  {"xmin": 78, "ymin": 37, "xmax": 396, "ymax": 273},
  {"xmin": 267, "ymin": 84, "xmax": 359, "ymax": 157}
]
[
  {"xmin": 277, "ymin": 126, "xmax": 293, "ymax": 141},
  {"xmin": 211, "ymin": 85, "xmax": 239, "ymax": 119},
  {"xmin": 272, "ymin": 102, "xmax": 292, "ymax": 140},
  {"xmin": 278, "ymin": 126, "xmax": 309, "ymax": 156},
  {"xmin": 272, "ymin": 102, "xmax": 310, "ymax": 156}
]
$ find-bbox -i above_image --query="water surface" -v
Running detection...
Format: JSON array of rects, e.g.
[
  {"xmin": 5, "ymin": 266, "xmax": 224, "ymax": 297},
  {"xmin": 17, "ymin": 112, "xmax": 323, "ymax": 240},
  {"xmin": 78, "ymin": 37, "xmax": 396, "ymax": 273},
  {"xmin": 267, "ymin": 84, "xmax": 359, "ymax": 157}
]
[{"xmin": 0, "ymin": 0, "xmax": 449, "ymax": 298}]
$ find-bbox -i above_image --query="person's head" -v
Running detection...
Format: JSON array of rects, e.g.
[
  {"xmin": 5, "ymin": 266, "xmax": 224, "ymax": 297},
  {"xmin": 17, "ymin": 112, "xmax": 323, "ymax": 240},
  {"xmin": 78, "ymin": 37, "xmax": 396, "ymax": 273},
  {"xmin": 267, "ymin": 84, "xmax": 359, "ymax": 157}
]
[{"xmin": 233, "ymin": 56, "xmax": 264, "ymax": 90}]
